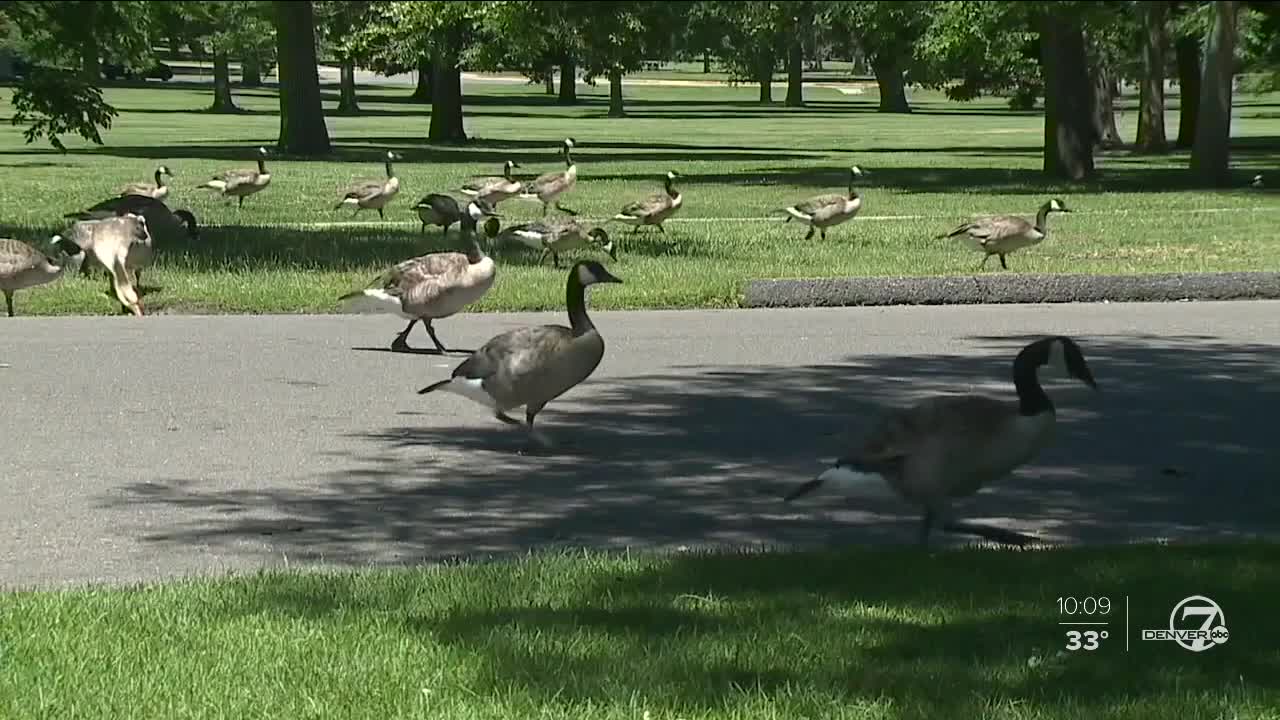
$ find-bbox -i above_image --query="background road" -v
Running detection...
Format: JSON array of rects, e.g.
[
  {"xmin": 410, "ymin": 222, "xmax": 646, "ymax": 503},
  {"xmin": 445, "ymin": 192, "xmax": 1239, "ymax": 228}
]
[{"xmin": 3, "ymin": 302, "xmax": 1278, "ymax": 589}]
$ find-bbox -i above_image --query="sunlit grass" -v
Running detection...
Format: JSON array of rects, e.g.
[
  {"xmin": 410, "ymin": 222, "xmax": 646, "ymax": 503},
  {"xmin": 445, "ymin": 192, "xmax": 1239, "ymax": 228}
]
[{"xmin": 0, "ymin": 80, "xmax": 1276, "ymax": 315}]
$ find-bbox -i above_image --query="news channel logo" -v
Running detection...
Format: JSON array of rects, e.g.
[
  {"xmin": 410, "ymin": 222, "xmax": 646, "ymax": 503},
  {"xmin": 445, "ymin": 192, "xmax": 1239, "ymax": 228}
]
[{"xmin": 1141, "ymin": 595, "xmax": 1229, "ymax": 653}]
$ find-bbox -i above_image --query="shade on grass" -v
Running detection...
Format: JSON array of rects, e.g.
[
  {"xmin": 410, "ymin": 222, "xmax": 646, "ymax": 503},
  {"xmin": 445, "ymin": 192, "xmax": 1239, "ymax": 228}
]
[{"xmin": 1, "ymin": 544, "xmax": 1277, "ymax": 719}]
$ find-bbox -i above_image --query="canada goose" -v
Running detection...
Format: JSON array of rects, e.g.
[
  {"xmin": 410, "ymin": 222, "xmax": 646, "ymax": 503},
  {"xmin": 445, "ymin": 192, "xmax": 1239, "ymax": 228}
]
[
  {"xmin": 780, "ymin": 166, "xmax": 868, "ymax": 240},
  {"xmin": 413, "ymin": 194, "xmax": 497, "ymax": 236},
  {"xmin": 784, "ymin": 336, "xmax": 1098, "ymax": 547},
  {"xmin": 1251, "ymin": 174, "xmax": 1264, "ymax": 189},
  {"xmin": 340, "ymin": 200, "xmax": 500, "ymax": 353},
  {"xmin": 461, "ymin": 160, "xmax": 523, "ymax": 205},
  {"xmin": 611, "ymin": 170, "xmax": 684, "ymax": 234},
  {"xmin": 938, "ymin": 198, "xmax": 1071, "ymax": 271},
  {"xmin": 118, "ymin": 165, "xmax": 174, "ymax": 200},
  {"xmin": 53, "ymin": 214, "xmax": 148, "ymax": 316},
  {"xmin": 198, "ymin": 146, "xmax": 272, "ymax": 207},
  {"xmin": 0, "ymin": 238, "xmax": 74, "ymax": 317},
  {"xmin": 519, "ymin": 138, "xmax": 578, "ymax": 216},
  {"xmin": 64, "ymin": 194, "xmax": 199, "ymax": 287},
  {"xmin": 417, "ymin": 260, "xmax": 622, "ymax": 451},
  {"xmin": 496, "ymin": 217, "xmax": 617, "ymax": 268},
  {"xmin": 336, "ymin": 150, "xmax": 403, "ymax": 219}
]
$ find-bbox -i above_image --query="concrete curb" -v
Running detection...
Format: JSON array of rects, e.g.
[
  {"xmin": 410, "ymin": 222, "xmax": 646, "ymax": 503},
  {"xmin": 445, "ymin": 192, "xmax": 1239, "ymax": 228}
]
[{"xmin": 742, "ymin": 272, "xmax": 1280, "ymax": 308}]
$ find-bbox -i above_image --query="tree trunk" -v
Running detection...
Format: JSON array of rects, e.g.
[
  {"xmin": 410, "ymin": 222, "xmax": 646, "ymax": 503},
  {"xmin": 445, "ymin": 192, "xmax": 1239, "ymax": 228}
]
[
  {"xmin": 872, "ymin": 57, "xmax": 910, "ymax": 113},
  {"xmin": 543, "ymin": 64, "xmax": 555, "ymax": 94},
  {"xmin": 785, "ymin": 28, "xmax": 804, "ymax": 106},
  {"xmin": 1136, "ymin": 0, "xmax": 1168, "ymax": 152},
  {"xmin": 703, "ymin": 50, "xmax": 711, "ymax": 73},
  {"xmin": 429, "ymin": 53, "xmax": 466, "ymax": 143},
  {"xmin": 1174, "ymin": 34, "xmax": 1201, "ymax": 148},
  {"xmin": 1040, "ymin": 15, "xmax": 1097, "ymax": 180},
  {"xmin": 411, "ymin": 54, "xmax": 433, "ymax": 103},
  {"xmin": 608, "ymin": 69, "xmax": 625, "ymax": 117},
  {"xmin": 273, "ymin": 0, "xmax": 331, "ymax": 155},
  {"xmin": 1190, "ymin": 0, "xmax": 1240, "ymax": 186},
  {"xmin": 211, "ymin": 51, "xmax": 239, "ymax": 112},
  {"xmin": 241, "ymin": 56, "xmax": 262, "ymax": 87},
  {"xmin": 79, "ymin": 7, "xmax": 101, "ymax": 83},
  {"xmin": 337, "ymin": 59, "xmax": 359, "ymax": 114},
  {"xmin": 1090, "ymin": 61, "xmax": 1121, "ymax": 148},
  {"xmin": 558, "ymin": 59, "xmax": 577, "ymax": 104},
  {"xmin": 757, "ymin": 49, "xmax": 774, "ymax": 104}
]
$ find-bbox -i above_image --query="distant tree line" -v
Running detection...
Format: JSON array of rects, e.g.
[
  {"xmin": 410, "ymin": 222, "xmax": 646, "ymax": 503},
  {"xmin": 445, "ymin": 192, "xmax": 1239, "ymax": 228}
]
[{"xmin": 2, "ymin": 1, "xmax": 1277, "ymax": 185}]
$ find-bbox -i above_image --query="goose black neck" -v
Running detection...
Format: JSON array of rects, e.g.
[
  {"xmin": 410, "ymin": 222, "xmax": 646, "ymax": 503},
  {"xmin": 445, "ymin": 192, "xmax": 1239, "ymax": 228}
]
[
  {"xmin": 665, "ymin": 177, "xmax": 677, "ymax": 198},
  {"xmin": 1012, "ymin": 352, "xmax": 1053, "ymax": 416},
  {"xmin": 460, "ymin": 218, "xmax": 486, "ymax": 264},
  {"xmin": 155, "ymin": 169, "xmax": 164, "ymax": 185},
  {"xmin": 564, "ymin": 148, "xmax": 574, "ymax": 168},
  {"xmin": 1034, "ymin": 204, "xmax": 1052, "ymax": 233},
  {"xmin": 504, "ymin": 164, "xmax": 513, "ymax": 180},
  {"xmin": 566, "ymin": 272, "xmax": 594, "ymax": 336},
  {"xmin": 385, "ymin": 160, "xmax": 394, "ymax": 178},
  {"xmin": 257, "ymin": 158, "xmax": 266, "ymax": 173}
]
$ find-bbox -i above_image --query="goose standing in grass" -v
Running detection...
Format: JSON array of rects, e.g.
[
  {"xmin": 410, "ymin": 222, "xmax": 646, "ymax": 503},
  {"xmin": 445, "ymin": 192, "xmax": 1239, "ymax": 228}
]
[
  {"xmin": 418, "ymin": 260, "xmax": 622, "ymax": 452},
  {"xmin": 784, "ymin": 336, "xmax": 1098, "ymax": 547},
  {"xmin": 610, "ymin": 170, "xmax": 684, "ymax": 234},
  {"xmin": 118, "ymin": 165, "xmax": 174, "ymax": 200},
  {"xmin": 0, "ymin": 238, "xmax": 77, "ymax": 317},
  {"xmin": 460, "ymin": 160, "xmax": 523, "ymax": 206},
  {"xmin": 495, "ymin": 217, "xmax": 617, "ymax": 268},
  {"xmin": 937, "ymin": 198, "xmax": 1071, "ymax": 270},
  {"xmin": 64, "ymin": 194, "xmax": 199, "ymax": 288},
  {"xmin": 340, "ymin": 200, "xmax": 500, "ymax": 353},
  {"xmin": 198, "ymin": 146, "xmax": 272, "ymax": 207},
  {"xmin": 779, "ymin": 166, "xmax": 868, "ymax": 240},
  {"xmin": 519, "ymin": 138, "xmax": 578, "ymax": 216},
  {"xmin": 336, "ymin": 150, "xmax": 403, "ymax": 219},
  {"xmin": 413, "ymin": 194, "xmax": 497, "ymax": 236},
  {"xmin": 52, "ymin": 214, "xmax": 149, "ymax": 316}
]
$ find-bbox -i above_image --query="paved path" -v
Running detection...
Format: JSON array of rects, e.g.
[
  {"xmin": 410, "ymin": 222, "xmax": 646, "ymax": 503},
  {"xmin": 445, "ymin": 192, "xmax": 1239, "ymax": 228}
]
[{"xmin": 3, "ymin": 302, "xmax": 1279, "ymax": 589}]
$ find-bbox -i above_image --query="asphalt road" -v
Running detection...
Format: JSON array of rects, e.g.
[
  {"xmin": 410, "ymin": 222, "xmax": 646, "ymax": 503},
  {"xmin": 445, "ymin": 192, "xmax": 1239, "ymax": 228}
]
[{"xmin": 3, "ymin": 302, "xmax": 1279, "ymax": 589}]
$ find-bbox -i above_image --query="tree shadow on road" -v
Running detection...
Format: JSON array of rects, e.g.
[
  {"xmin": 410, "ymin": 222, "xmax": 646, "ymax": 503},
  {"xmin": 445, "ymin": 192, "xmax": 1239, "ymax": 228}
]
[{"xmin": 101, "ymin": 332, "xmax": 1280, "ymax": 567}]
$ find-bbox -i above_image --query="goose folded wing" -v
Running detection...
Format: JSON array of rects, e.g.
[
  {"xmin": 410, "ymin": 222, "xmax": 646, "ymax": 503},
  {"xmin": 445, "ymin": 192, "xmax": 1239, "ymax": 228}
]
[
  {"xmin": 342, "ymin": 180, "xmax": 385, "ymax": 201},
  {"xmin": 452, "ymin": 326, "xmax": 575, "ymax": 381},
  {"xmin": 619, "ymin": 194, "xmax": 664, "ymax": 217},
  {"xmin": 792, "ymin": 193, "xmax": 843, "ymax": 215},
  {"xmin": 214, "ymin": 169, "xmax": 257, "ymax": 189}
]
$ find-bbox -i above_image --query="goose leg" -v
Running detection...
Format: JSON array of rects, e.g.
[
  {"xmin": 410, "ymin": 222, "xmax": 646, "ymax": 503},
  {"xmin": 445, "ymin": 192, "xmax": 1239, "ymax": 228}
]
[
  {"xmin": 4, "ymin": 290, "xmax": 13, "ymax": 317},
  {"xmin": 999, "ymin": 254, "xmax": 1008, "ymax": 270},
  {"xmin": 495, "ymin": 411, "xmax": 522, "ymax": 427},
  {"xmin": 820, "ymin": 227, "xmax": 827, "ymax": 240},
  {"xmin": 804, "ymin": 226, "xmax": 815, "ymax": 240},
  {"xmin": 979, "ymin": 254, "xmax": 992, "ymax": 270},
  {"xmin": 656, "ymin": 223, "xmax": 666, "ymax": 234},
  {"xmin": 423, "ymin": 319, "xmax": 449, "ymax": 354},
  {"xmin": 237, "ymin": 196, "xmax": 245, "ymax": 209},
  {"xmin": 377, "ymin": 208, "xmax": 385, "ymax": 220},
  {"xmin": 555, "ymin": 202, "xmax": 578, "ymax": 216},
  {"xmin": 524, "ymin": 405, "xmax": 552, "ymax": 451},
  {"xmin": 391, "ymin": 318, "xmax": 420, "ymax": 351}
]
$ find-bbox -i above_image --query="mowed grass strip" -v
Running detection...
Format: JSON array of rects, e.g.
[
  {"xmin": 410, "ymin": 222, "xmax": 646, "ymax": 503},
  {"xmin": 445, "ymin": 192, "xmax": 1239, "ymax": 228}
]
[
  {"xmin": 0, "ymin": 81, "xmax": 1276, "ymax": 315},
  {"xmin": 1, "ymin": 544, "xmax": 1277, "ymax": 719}
]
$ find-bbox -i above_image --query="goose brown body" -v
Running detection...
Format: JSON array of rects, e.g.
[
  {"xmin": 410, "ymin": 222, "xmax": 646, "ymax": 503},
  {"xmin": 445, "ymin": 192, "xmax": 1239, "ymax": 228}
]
[
  {"xmin": 336, "ymin": 151, "xmax": 402, "ymax": 219},
  {"xmin": 418, "ymin": 260, "xmax": 622, "ymax": 450},
  {"xmin": 199, "ymin": 147, "xmax": 272, "ymax": 207},
  {"xmin": 0, "ymin": 238, "xmax": 66, "ymax": 317},
  {"xmin": 119, "ymin": 165, "xmax": 173, "ymax": 200},
  {"xmin": 939, "ymin": 198, "xmax": 1070, "ymax": 270},
  {"xmin": 785, "ymin": 336, "xmax": 1098, "ymax": 546}
]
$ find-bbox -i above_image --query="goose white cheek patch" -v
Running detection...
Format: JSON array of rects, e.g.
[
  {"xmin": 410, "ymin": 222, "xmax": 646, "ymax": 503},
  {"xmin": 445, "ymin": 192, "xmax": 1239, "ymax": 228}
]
[{"xmin": 818, "ymin": 466, "xmax": 896, "ymax": 499}]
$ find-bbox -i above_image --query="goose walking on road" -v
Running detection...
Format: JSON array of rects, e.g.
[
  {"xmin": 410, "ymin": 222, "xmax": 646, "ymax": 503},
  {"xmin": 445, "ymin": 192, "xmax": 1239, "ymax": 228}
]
[
  {"xmin": 783, "ymin": 336, "xmax": 1099, "ymax": 547},
  {"xmin": 418, "ymin": 260, "xmax": 622, "ymax": 452},
  {"xmin": 340, "ymin": 200, "xmax": 500, "ymax": 353},
  {"xmin": 938, "ymin": 198, "xmax": 1071, "ymax": 270}
]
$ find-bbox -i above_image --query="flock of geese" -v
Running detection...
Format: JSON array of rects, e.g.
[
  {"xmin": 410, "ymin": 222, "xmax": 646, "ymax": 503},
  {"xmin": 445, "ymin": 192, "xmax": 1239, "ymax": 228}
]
[{"xmin": 0, "ymin": 138, "xmax": 1101, "ymax": 547}]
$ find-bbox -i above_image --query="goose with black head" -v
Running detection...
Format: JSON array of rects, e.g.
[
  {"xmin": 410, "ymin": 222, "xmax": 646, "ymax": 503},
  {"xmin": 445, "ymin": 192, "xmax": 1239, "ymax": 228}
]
[
  {"xmin": 784, "ymin": 335, "xmax": 1098, "ymax": 547},
  {"xmin": 418, "ymin": 260, "xmax": 622, "ymax": 451}
]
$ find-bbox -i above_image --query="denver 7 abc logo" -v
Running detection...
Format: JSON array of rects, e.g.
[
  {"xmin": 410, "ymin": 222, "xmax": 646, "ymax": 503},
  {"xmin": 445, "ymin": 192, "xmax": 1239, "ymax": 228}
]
[{"xmin": 1141, "ymin": 595, "xmax": 1230, "ymax": 653}]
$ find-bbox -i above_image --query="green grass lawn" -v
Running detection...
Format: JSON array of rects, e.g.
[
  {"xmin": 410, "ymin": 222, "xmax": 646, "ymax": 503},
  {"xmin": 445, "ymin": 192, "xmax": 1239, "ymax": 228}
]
[
  {"xmin": 0, "ymin": 79, "xmax": 1276, "ymax": 315},
  {"xmin": 2, "ymin": 544, "xmax": 1276, "ymax": 719}
]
